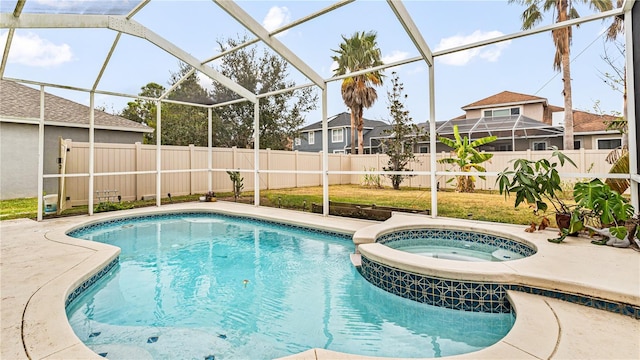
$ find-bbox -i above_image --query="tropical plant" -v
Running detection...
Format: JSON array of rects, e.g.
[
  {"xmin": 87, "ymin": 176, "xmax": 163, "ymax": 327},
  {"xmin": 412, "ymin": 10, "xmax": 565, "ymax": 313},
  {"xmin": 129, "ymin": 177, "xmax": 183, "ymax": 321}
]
[
  {"xmin": 381, "ymin": 72, "xmax": 426, "ymax": 190},
  {"xmin": 509, "ymin": 0, "xmax": 613, "ymax": 150},
  {"xmin": 573, "ymin": 179, "xmax": 634, "ymax": 238},
  {"xmin": 361, "ymin": 167, "xmax": 382, "ymax": 188},
  {"xmin": 496, "ymin": 147, "xmax": 577, "ymax": 231},
  {"xmin": 331, "ymin": 31, "xmax": 384, "ymax": 155},
  {"xmin": 605, "ymin": 149, "xmax": 629, "ymax": 194},
  {"xmin": 204, "ymin": 191, "xmax": 216, "ymax": 202},
  {"xmin": 438, "ymin": 125, "xmax": 496, "ymax": 192}
]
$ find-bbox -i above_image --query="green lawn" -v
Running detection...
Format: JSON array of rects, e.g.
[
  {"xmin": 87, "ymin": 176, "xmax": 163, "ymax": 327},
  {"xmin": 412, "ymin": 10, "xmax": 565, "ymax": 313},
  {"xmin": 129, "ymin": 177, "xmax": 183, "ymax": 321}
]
[
  {"xmin": 0, "ymin": 185, "xmax": 564, "ymax": 227},
  {"xmin": 0, "ymin": 197, "xmax": 39, "ymax": 220}
]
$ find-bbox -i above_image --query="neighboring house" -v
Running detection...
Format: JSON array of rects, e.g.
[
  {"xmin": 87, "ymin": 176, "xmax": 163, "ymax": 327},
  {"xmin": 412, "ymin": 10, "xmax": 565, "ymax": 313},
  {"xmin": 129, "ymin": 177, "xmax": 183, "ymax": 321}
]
[
  {"xmin": 294, "ymin": 91, "xmax": 620, "ymax": 155},
  {"xmin": 293, "ymin": 112, "xmax": 388, "ymax": 153},
  {"xmin": 0, "ymin": 79, "xmax": 153, "ymax": 199},
  {"xmin": 430, "ymin": 90, "xmax": 620, "ymax": 152}
]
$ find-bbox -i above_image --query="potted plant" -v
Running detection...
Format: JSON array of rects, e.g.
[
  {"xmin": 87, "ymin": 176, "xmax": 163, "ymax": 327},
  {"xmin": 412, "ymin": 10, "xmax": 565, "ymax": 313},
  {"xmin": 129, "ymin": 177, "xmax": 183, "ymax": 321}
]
[
  {"xmin": 204, "ymin": 191, "xmax": 216, "ymax": 202},
  {"xmin": 496, "ymin": 147, "xmax": 577, "ymax": 233}
]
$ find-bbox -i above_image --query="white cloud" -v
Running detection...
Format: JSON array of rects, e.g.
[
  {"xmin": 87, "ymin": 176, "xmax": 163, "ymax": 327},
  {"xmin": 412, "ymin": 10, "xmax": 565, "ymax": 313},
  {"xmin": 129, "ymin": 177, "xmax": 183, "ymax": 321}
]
[
  {"xmin": 329, "ymin": 60, "xmax": 339, "ymax": 74},
  {"xmin": 407, "ymin": 65, "xmax": 426, "ymax": 75},
  {"xmin": 262, "ymin": 6, "xmax": 291, "ymax": 37},
  {"xmin": 0, "ymin": 31, "xmax": 73, "ymax": 67},
  {"xmin": 434, "ymin": 30, "xmax": 511, "ymax": 66},
  {"xmin": 382, "ymin": 50, "xmax": 409, "ymax": 65}
]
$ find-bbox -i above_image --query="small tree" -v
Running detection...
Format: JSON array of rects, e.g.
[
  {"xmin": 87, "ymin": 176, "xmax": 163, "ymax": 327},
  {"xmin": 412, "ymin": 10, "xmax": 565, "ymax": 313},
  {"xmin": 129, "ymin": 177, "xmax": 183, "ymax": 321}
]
[
  {"xmin": 226, "ymin": 171, "xmax": 244, "ymax": 201},
  {"xmin": 381, "ymin": 72, "xmax": 425, "ymax": 190},
  {"xmin": 438, "ymin": 125, "xmax": 496, "ymax": 192}
]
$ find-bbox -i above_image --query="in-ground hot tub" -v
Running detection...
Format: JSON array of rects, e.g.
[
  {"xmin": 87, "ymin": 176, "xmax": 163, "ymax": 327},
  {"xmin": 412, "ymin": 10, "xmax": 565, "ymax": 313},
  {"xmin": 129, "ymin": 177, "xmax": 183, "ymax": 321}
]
[
  {"xmin": 356, "ymin": 224, "xmax": 539, "ymax": 312},
  {"xmin": 377, "ymin": 228, "xmax": 537, "ymax": 262}
]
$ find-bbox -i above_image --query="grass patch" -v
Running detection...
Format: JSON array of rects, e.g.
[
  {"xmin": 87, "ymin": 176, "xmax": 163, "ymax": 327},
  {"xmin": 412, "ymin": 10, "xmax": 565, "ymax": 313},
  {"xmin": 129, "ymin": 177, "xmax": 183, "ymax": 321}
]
[
  {"xmin": 1, "ymin": 186, "xmax": 564, "ymax": 227},
  {"xmin": 0, "ymin": 194, "xmax": 202, "ymax": 221},
  {"xmin": 258, "ymin": 184, "xmax": 559, "ymax": 227},
  {"xmin": 0, "ymin": 197, "xmax": 38, "ymax": 220}
]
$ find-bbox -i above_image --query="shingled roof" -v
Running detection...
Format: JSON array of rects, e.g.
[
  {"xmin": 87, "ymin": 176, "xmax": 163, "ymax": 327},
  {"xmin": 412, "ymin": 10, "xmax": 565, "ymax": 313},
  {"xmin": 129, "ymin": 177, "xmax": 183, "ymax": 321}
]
[
  {"xmin": 0, "ymin": 80, "xmax": 151, "ymax": 132},
  {"xmin": 462, "ymin": 90, "xmax": 547, "ymax": 110}
]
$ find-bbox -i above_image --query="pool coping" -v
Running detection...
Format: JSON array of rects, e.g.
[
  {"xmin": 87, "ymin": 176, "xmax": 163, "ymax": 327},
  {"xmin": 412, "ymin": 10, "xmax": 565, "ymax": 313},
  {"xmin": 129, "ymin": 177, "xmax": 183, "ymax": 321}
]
[{"xmin": 3, "ymin": 202, "xmax": 639, "ymax": 359}]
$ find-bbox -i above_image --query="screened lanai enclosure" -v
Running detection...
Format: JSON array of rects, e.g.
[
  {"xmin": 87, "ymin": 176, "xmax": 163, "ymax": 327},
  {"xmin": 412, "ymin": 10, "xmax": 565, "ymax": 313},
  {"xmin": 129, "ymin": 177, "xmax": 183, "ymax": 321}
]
[{"xmin": 0, "ymin": 0, "xmax": 638, "ymax": 221}]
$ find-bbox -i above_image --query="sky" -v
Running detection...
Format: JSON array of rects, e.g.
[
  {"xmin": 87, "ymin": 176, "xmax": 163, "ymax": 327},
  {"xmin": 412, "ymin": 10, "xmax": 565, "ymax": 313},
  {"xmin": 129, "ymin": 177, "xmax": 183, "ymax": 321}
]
[{"xmin": 0, "ymin": 0, "xmax": 627, "ymax": 126}]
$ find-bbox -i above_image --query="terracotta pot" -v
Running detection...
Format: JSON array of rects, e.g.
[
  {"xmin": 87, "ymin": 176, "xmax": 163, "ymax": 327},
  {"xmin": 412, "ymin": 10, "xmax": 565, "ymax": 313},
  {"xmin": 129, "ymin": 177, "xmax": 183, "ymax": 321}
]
[{"xmin": 555, "ymin": 213, "xmax": 571, "ymax": 230}]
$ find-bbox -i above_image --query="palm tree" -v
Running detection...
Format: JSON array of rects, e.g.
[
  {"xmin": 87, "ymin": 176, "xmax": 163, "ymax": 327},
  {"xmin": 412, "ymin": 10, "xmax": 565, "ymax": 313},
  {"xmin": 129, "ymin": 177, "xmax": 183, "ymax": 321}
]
[
  {"xmin": 510, "ymin": 0, "xmax": 612, "ymax": 150},
  {"xmin": 332, "ymin": 31, "xmax": 383, "ymax": 154}
]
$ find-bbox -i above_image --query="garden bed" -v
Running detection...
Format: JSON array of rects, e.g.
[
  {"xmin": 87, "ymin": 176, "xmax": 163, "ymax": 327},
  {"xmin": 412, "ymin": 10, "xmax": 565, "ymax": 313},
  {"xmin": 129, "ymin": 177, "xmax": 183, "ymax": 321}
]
[{"xmin": 311, "ymin": 200, "xmax": 430, "ymax": 221}]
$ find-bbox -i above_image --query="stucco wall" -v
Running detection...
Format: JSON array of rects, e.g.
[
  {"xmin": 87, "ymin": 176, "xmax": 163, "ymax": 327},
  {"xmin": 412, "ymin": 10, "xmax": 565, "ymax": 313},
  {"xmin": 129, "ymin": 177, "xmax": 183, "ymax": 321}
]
[
  {"xmin": 522, "ymin": 103, "xmax": 545, "ymax": 121},
  {"xmin": 0, "ymin": 122, "xmax": 39, "ymax": 199},
  {"xmin": 0, "ymin": 122, "xmax": 144, "ymax": 199}
]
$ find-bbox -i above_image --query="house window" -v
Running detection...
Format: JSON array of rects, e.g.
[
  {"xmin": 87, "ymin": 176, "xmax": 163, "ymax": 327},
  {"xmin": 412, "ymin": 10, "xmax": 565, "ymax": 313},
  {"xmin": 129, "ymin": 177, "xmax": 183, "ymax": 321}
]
[
  {"xmin": 308, "ymin": 131, "xmax": 314, "ymax": 145},
  {"xmin": 333, "ymin": 149, "xmax": 345, "ymax": 154},
  {"xmin": 597, "ymin": 138, "xmax": 621, "ymax": 150},
  {"xmin": 331, "ymin": 128, "xmax": 344, "ymax": 143},
  {"xmin": 496, "ymin": 144, "xmax": 513, "ymax": 151},
  {"xmin": 483, "ymin": 107, "xmax": 520, "ymax": 117},
  {"xmin": 532, "ymin": 141, "xmax": 547, "ymax": 151},
  {"xmin": 294, "ymin": 138, "xmax": 301, "ymax": 146},
  {"xmin": 419, "ymin": 146, "xmax": 429, "ymax": 153},
  {"xmin": 573, "ymin": 140, "xmax": 582, "ymax": 150}
]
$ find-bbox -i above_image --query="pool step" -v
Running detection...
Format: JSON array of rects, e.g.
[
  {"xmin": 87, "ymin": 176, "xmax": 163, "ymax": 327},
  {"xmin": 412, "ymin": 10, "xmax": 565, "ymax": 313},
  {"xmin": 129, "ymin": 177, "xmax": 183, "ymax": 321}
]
[{"xmin": 350, "ymin": 253, "xmax": 361, "ymax": 267}]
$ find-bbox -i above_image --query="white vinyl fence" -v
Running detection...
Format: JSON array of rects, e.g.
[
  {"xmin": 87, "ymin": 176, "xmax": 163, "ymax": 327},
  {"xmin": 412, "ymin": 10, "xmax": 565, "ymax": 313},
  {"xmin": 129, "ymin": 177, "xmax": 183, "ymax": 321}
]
[{"xmin": 59, "ymin": 141, "xmax": 614, "ymax": 206}]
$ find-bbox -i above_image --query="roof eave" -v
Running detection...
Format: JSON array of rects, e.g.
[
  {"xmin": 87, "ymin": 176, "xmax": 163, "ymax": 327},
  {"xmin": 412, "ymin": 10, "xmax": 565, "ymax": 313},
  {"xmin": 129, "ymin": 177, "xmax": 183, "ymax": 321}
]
[{"xmin": 0, "ymin": 116, "xmax": 154, "ymax": 133}]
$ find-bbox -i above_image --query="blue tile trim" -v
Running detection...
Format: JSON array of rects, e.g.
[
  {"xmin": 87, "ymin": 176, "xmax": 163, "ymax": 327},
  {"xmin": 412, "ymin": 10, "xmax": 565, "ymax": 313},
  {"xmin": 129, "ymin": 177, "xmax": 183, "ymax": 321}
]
[
  {"xmin": 360, "ymin": 256, "xmax": 511, "ymax": 313},
  {"xmin": 360, "ymin": 255, "xmax": 640, "ymax": 319},
  {"xmin": 65, "ymin": 257, "xmax": 119, "ymax": 308},
  {"xmin": 376, "ymin": 229, "xmax": 536, "ymax": 258},
  {"xmin": 67, "ymin": 212, "xmax": 352, "ymax": 240}
]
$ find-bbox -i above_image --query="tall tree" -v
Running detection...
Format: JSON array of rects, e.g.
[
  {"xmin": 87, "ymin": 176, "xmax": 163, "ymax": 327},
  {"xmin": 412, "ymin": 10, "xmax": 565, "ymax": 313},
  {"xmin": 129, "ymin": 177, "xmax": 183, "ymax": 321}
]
[
  {"xmin": 121, "ymin": 82, "xmax": 165, "ymax": 144},
  {"xmin": 381, "ymin": 72, "xmax": 426, "ymax": 190},
  {"xmin": 210, "ymin": 35, "xmax": 318, "ymax": 150},
  {"xmin": 120, "ymin": 64, "xmax": 214, "ymax": 146},
  {"xmin": 331, "ymin": 31, "xmax": 384, "ymax": 155},
  {"xmin": 162, "ymin": 63, "xmax": 212, "ymax": 146},
  {"xmin": 510, "ymin": 0, "xmax": 612, "ymax": 150}
]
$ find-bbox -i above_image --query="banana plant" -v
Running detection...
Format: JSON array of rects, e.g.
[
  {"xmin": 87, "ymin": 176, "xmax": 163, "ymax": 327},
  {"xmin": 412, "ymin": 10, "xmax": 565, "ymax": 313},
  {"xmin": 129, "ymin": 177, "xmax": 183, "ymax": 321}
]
[{"xmin": 438, "ymin": 125, "xmax": 497, "ymax": 192}]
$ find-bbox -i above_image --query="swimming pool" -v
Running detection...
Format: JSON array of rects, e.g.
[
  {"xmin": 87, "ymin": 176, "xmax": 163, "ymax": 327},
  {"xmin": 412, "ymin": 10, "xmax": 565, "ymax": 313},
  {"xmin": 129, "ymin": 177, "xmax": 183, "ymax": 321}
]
[{"xmin": 66, "ymin": 213, "xmax": 515, "ymax": 359}]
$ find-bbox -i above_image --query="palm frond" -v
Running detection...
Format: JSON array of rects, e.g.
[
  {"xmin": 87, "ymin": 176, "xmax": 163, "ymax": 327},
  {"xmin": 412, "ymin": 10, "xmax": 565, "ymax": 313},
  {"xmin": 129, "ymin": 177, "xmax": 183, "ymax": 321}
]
[{"xmin": 605, "ymin": 150, "xmax": 630, "ymax": 194}]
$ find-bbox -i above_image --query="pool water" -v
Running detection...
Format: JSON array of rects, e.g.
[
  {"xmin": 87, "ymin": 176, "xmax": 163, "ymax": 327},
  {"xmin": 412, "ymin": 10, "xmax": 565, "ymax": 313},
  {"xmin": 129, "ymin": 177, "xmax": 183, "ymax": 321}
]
[
  {"xmin": 67, "ymin": 214, "xmax": 514, "ymax": 359},
  {"xmin": 387, "ymin": 243, "xmax": 523, "ymax": 262}
]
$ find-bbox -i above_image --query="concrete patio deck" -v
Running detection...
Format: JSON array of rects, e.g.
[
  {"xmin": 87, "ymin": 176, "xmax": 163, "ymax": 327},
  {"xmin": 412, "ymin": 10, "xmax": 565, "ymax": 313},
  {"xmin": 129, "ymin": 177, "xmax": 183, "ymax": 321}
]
[{"xmin": 1, "ymin": 202, "xmax": 639, "ymax": 359}]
